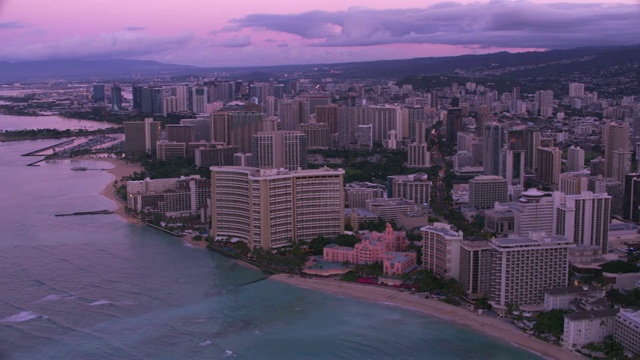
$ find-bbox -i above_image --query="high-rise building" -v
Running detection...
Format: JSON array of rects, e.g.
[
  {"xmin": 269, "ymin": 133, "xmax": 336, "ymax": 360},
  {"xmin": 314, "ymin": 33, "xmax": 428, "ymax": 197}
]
[
  {"xmin": 554, "ymin": 191, "xmax": 611, "ymax": 252},
  {"xmin": 210, "ymin": 167, "xmax": 345, "ymax": 249},
  {"xmin": 569, "ymin": 83, "xmax": 585, "ymax": 98},
  {"xmin": 489, "ymin": 233, "xmax": 574, "ymax": 314},
  {"xmin": 110, "ymin": 85, "xmax": 122, "ymax": 111},
  {"xmin": 559, "ymin": 173, "xmax": 588, "ymax": 195},
  {"xmin": 306, "ymin": 95, "xmax": 331, "ymax": 116},
  {"xmin": 210, "ymin": 81, "xmax": 234, "ymax": 102},
  {"xmin": 278, "ymin": 99, "xmax": 307, "ymax": 130},
  {"xmin": 468, "ymin": 175, "xmax": 508, "ymax": 209},
  {"xmin": 406, "ymin": 143, "xmax": 431, "ymax": 168},
  {"xmin": 387, "ymin": 173, "xmax": 432, "ymax": 205},
  {"xmin": 140, "ymin": 87, "xmax": 163, "ymax": 115},
  {"xmin": 315, "ymin": 105, "xmax": 338, "ymax": 134},
  {"xmin": 181, "ymin": 117, "xmax": 211, "ymax": 142},
  {"xmin": 194, "ymin": 144, "xmax": 239, "ymax": 168},
  {"xmin": 623, "ymin": 173, "xmax": 640, "ymax": 223},
  {"xmin": 604, "ymin": 121, "xmax": 630, "ymax": 179},
  {"xmin": 611, "ymin": 149, "xmax": 632, "ymax": 183},
  {"xmin": 459, "ymin": 240, "xmax": 492, "ymax": 297},
  {"xmin": 190, "ymin": 86, "xmax": 209, "ymax": 114},
  {"xmin": 123, "ymin": 118, "xmax": 161, "ymax": 156},
  {"xmin": 369, "ymin": 105, "xmax": 402, "ymax": 145},
  {"xmin": 421, "ymin": 222, "xmax": 464, "ymax": 279},
  {"xmin": 403, "ymin": 106, "xmax": 426, "ymax": 142},
  {"xmin": 512, "ymin": 189, "xmax": 556, "ymax": 236},
  {"xmin": 298, "ymin": 123, "xmax": 330, "ymax": 149},
  {"xmin": 251, "ymin": 131, "xmax": 307, "ymax": 171},
  {"xmin": 500, "ymin": 148, "xmax": 525, "ymax": 186},
  {"xmin": 337, "ymin": 106, "xmax": 367, "ymax": 148},
  {"xmin": 210, "ymin": 111, "xmax": 263, "ymax": 153},
  {"xmin": 92, "ymin": 84, "xmax": 105, "ymax": 102},
  {"xmin": 445, "ymin": 107, "xmax": 463, "ymax": 144},
  {"xmin": 483, "ymin": 123, "xmax": 505, "ymax": 176},
  {"xmin": 165, "ymin": 124, "xmax": 195, "ymax": 144},
  {"xmin": 587, "ymin": 175, "xmax": 623, "ymax": 217},
  {"xmin": 132, "ymin": 85, "xmax": 143, "ymax": 110},
  {"xmin": 535, "ymin": 90, "xmax": 554, "ymax": 117},
  {"xmin": 156, "ymin": 141, "xmax": 187, "ymax": 160},
  {"xmin": 345, "ymin": 182, "xmax": 385, "ymax": 209},
  {"xmin": 590, "ymin": 156, "xmax": 606, "ymax": 177},
  {"xmin": 567, "ymin": 146, "xmax": 585, "ymax": 172},
  {"xmin": 536, "ymin": 147, "xmax": 562, "ymax": 188},
  {"xmin": 524, "ymin": 129, "xmax": 542, "ymax": 173},
  {"xmin": 356, "ymin": 124, "xmax": 373, "ymax": 149}
]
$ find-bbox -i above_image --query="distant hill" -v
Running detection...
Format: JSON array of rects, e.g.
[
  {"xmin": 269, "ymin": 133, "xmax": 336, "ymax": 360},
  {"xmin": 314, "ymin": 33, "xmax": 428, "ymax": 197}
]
[{"xmin": 1, "ymin": 45, "xmax": 638, "ymax": 84}]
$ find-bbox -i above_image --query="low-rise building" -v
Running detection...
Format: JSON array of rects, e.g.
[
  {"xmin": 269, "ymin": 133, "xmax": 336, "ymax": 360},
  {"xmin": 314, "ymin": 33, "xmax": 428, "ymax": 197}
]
[
  {"xmin": 615, "ymin": 308, "xmax": 640, "ymax": 355},
  {"xmin": 323, "ymin": 224, "xmax": 417, "ymax": 276},
  {"xmin": 563, "ymin": 309, "xmax": 619, "ymax": 350},
  {"xmin": 366, "ymin": 198, "xmax": 416, "ymax": 223},
  {"xmin": 544, "ymin": 285, "xmax": 602, "ymax": 311}
]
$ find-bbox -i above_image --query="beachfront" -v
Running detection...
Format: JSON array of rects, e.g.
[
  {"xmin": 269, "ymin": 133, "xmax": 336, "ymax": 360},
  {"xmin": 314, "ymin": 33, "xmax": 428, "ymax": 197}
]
[
  {"xmin": 90, "ymin": 156, "xmax": 582, "ymax": 359},
  {"xmin": 271, "ymin": 274, "xmax": 585, "ymax": 360}
]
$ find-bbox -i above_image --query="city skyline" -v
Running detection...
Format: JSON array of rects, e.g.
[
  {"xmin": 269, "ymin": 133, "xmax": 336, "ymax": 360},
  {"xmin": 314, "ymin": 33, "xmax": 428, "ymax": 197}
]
[{"xmin": 0, "ymin": 0, "xmax": 638, "ymax": 67}]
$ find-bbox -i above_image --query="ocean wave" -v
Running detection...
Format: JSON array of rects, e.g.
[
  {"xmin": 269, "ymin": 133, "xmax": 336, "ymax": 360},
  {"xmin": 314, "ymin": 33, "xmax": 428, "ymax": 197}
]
[
  {"xmin": 89, "ymin": 300, "xmax": 112, "ymax": 306},
  {"xmin": 1, "ymin": 311, "xmax": 47, "ymax": 323},
  {"xmin": 33, "ymin": 294, "xmax": 76, "ymax": 304},
  {"xmin": 199, "ymin": 340, "xmax": 212, "ymax": 346},
  {"xmin": 223, "ymin": 350, "xmax": 236, "ymax": 358}
]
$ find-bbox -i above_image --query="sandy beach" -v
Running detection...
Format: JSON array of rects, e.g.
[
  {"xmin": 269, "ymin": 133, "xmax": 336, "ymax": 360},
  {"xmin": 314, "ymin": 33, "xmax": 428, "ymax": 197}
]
[
  {"xmin": 271, "ymin": 274, "xmax": 584, "ymax": 360},
  {"xmin": 90, "ymin": 156, "xmax": 144, "ymax": 224}
]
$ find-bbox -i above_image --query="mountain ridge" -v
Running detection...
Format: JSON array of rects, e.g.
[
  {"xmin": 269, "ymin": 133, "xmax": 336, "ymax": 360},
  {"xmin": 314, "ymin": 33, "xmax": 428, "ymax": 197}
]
[{"xmin": 0, "ymin": 44, "xmax": 638, "ymax": 83}]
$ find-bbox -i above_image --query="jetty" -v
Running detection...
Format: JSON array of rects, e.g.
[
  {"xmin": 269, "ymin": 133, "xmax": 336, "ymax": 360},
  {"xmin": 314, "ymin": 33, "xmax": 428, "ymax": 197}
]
[
  {"xmin": 21, "ymin": 139, "xmax": 75, "ymax": 156},
  {"xmin": 55, "ymin": 210, "xmax": 114, "ymax": 217}
]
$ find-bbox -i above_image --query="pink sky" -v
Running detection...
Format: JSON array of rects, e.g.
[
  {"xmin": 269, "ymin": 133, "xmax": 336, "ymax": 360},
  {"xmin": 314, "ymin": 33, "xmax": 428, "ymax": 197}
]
[{"xmin": 0, "ymin": 0, "xmax": 638, "ymax": 67}]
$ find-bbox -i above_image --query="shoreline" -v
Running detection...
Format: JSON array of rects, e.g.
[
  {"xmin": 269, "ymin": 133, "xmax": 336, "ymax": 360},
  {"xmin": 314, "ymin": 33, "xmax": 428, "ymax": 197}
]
[
  {"xmin": 89, "ymin": 156, "xmax": 210, "ymax": 250},
  {"xmin": 270, "ymin": 274, "xmax": 584, "ymax": 360},
  {"xmin": 80, "ymin": 153, "xmax": 581, "ymax": 358},
  {"xmin": 90, "ymin": 156, "xmax": 144, "ymax": 225}
]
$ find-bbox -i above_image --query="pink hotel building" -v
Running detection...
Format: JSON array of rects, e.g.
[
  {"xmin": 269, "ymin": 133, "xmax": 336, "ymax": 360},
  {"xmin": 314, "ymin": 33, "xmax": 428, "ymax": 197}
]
[{"xmin": 323, "ymin": 224, "xmax": 417, "ymax": 275}]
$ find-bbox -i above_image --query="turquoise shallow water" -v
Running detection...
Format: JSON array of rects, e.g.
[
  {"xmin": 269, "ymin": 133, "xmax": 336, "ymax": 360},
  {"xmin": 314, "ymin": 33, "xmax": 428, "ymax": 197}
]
[{"xmin": 0, "ymin": 138, "xmax": 544, "ymax": 360}]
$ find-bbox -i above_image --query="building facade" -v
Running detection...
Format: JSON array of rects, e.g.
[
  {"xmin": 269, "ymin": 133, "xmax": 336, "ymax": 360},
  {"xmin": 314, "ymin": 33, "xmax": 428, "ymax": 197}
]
[
  {"xmin": 468, "ymin": 175, "xmax": 508, "ymax": 209},
  {"xmin": 210, "ymin": 167, "xmax": 344, "ymax": 250},
  {"xmin": 489, "ymin": 234, "xmax": 573, "ymax": 313},
  {"xmin": 421, "ymin": 222, "xmax": 464, "ymax": 279}
]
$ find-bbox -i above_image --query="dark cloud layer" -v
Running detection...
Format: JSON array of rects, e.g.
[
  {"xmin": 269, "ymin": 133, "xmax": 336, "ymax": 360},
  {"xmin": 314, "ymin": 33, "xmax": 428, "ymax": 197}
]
[
  {"xmin": 230, "ymin": 1, "xmax": 640, "ymax": 49},
  {"xmin": 0, "ymin": 20, "xmax": 25, "ymax": 29}
]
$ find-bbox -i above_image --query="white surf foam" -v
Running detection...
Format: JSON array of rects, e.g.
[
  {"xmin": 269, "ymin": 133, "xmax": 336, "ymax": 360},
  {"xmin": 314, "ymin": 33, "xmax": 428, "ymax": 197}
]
[
  {"xmin": 1, "ymin": 311, "xmax": 44, "ymax": 323},
  {"xmin": 223, "ymin": 350, "xmax": 236, "ymax": 358},
  {"xmin": 89, "ymin": 300, "xmax": 112, "ymax": 306},
  {"xmin": 199, "ymin": 340, "xmax": 212, "ymax": 346}
]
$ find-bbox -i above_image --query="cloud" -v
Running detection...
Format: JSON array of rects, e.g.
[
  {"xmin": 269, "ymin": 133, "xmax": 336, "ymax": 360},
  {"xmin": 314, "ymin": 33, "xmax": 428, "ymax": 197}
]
[
  {"xmin": 124, "ymin": 26, "xmax": 145, "ymax": 31},
  {"xmin": 213, "ymin": 35, "xmax": 251, "ymax": 48},
  {"xmin": 229, "ymin": 1, "xmax": 640, "ymax": 49},
  {"xmin": 0, "ymin": 31, "xmax": 194, "ymax": 61},
  {"xmin": 0, "ymin": 21, "xmax": 26, "ymax": 30}
]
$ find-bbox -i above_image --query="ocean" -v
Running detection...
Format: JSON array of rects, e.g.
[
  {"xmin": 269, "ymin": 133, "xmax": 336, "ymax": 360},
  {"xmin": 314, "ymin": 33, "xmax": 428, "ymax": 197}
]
[{"xmin": 0, "ymin": 115, "xmax": 543, "ymax": 359}]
